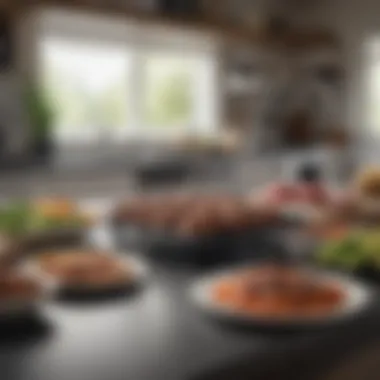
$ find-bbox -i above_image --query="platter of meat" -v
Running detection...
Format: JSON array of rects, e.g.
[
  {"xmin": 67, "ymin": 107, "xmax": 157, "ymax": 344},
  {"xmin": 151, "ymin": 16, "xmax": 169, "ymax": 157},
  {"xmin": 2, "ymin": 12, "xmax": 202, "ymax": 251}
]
[
  {"xmin": 111, "ymin": 194, "xmax": 283, "ymax": 266},
  {"xmin": 26, "ymin": 249, "xmax": 147, "ymax": 294}
]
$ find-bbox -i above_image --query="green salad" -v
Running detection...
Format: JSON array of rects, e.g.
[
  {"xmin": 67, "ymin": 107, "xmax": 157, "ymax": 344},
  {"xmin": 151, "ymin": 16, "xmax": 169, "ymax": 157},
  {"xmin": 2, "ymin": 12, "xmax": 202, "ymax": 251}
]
[
  {"xmin": 318, "ymin": 228, "xmax": 380, "ymax": 270},
  {"xmin": 0, "ymin": 202, "xmax": 87, "ymax": 237},
  {"xmin": 0, "ymin": 202, "xmax": 31, "ymax": 237}
]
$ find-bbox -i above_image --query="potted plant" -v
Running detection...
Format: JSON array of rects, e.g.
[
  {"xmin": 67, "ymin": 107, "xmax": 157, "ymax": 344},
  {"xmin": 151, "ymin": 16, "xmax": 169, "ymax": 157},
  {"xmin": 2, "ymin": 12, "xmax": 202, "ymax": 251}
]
[{"xmin": 25, "ymin": 83, "xmax": 55, "ymax": 162}]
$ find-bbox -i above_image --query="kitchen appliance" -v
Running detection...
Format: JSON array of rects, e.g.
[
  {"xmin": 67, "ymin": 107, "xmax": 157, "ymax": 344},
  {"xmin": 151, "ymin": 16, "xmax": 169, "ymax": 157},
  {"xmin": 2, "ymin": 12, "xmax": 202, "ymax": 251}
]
[{"xmin": 158, "ymin": 0, "xmax": 201, "ymax": 17}]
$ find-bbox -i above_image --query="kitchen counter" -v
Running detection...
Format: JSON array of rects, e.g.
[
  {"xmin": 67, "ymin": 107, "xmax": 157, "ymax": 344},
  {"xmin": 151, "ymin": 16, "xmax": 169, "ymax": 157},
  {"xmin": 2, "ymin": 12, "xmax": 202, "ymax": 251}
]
[
  {"xmin": 0, "ymin": 261, "xmax": 378, "ymax": 380},
  {"xmin": 0, "ymin": 219, "xmax": 378, "ymax": 380}
]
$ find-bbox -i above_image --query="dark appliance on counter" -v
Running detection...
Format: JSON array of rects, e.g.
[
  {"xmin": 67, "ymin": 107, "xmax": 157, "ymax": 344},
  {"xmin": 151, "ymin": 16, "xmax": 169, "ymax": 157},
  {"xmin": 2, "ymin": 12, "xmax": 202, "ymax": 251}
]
[
  {"xmin": 297, "ymin": 163, "xmax": 322, "ymax": 183},
  {"xmin": 158, "ymin": 0, "xmax": 201, "ymax": 17}
]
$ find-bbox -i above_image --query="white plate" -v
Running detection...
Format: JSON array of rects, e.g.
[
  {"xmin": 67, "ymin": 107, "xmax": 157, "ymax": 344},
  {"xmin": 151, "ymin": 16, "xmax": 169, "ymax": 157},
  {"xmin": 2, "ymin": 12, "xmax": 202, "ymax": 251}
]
[
  {"xmin": 26, "ymin": 252, "xmax": 148, "ymax": 294},
  {"xmin": 190, "ymin": 266, "xmax": 373, "ymax": 328}
]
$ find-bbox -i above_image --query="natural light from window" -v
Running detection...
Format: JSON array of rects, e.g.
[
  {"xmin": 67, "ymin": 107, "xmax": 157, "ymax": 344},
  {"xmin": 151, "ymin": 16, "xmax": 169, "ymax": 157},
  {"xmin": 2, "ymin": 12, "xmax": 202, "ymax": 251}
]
[
  {"xmin": 41, "ymin": 38, "xmax": 130, "ymax": 143},
  {"xmin": 39, "ymin": 18, "xmax": 219, "ymax": 146},
  {"xmin": 367, "ymin": 38, "xmax": 380, "ymax": 136}
]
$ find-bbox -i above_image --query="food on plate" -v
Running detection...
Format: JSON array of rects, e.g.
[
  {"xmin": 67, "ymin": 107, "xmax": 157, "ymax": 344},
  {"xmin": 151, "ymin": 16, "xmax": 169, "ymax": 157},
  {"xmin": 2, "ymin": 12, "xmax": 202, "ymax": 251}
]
[
  {"xmin": 302, "ymin": 183, "xmax": 330, "ymax": 204},
  {"xmin": 31, "ymin": 198, "xmax": 93, "ymax": 230},
  {"xmin": 0, "ymin": 202, "xmax": 31, "ymax": 237},
  {"xmin": 33, "ymin": 198, "xmax": 77, "ymax": 218},
  {"xmin": 308, "ymin": 222, "xmax": 350, "ymax": 240},
  {"xmin": 177, "ymin": 199, "xmax": 247, "ymax": 236},
  {"xmin": 255, "ymin": 163, "xmax": 329, "ymax": 207},
  {"xmin": 0, "ymin": 199, "xmax": 91, "ymax": 237},
  {"xmin": 176, "ymin": 205, "xmax": 225, "ymax": 236},
  {"xmin": 318, "ymin": 228, "xmax": 380, "ymax": 270},
  {"xmin": 319, "ymin": 190, "xmax": 380, "ymax": 224},
  {"xmin": 261, "ymin": 182, "xmax": 330, "ymax": 206},
  {"xmin": 326, "ymin": 191, "xmax": 359, "ymax": 220},
  {"xmin": 0, "ymin": 234, "xmax": 17, "ymax": 266},
  {"xmin": 355, "ymin": 167, "xmax": 380, "ymax": 199},
  {"xmin": 35, "ymin": 250, "xmax": 132, "ymax": 287},
  {"xmin": 0, "ymin": 269, "xmax": 41, "ymax": 301},
  {"xmin": 351, "ymin": 166, "xmax": 380, "ymax": 217},
  {"xmin": 212, "ymin": 265, "xmax": 344, "ymax": 317},
  {"xmin": 113, "ymin": 194, "xmax": 279, "ymax": 236},
  {"xmin": 265, "ymin": 183, "xmax": 299, "ymax": 203}
]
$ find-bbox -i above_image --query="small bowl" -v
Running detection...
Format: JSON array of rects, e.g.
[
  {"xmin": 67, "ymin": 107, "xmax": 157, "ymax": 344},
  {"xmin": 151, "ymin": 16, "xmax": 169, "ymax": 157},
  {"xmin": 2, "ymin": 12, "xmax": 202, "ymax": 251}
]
[{"xmin": 0, "ymin": 268, "xmax": 57, "ymax": 320}]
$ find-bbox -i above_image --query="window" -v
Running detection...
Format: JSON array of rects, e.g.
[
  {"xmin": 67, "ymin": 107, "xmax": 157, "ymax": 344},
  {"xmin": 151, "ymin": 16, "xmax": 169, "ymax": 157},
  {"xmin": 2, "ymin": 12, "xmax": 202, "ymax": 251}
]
[
  {"xmin": 41, "ymin": 38, "xmax": 131, "ymax": 144},
  {"xmin": 141, "ymin": 52, "xmax": 218, "ymax": 136},
  {"xmin": 366, "ymin": 38, "xmax": 380, "ymax": 137},
  {"xmin": 143, "ymin": 54, "xmax": 193, "ymax": 131},
  {"xmin": 39, "ymin": 11, "xmax": 220, "ymax": 145}
]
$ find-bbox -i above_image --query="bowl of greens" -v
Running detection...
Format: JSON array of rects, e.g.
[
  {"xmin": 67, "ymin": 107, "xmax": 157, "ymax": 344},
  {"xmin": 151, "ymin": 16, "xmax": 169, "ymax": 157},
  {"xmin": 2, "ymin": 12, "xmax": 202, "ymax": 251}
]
[
  {"xmin": 317, "ymin": 227, "xmax": 380, "ymax": 281},
  {"xmin": 0, "ymin": 200, "xmax": 93, "ymax": 250}
]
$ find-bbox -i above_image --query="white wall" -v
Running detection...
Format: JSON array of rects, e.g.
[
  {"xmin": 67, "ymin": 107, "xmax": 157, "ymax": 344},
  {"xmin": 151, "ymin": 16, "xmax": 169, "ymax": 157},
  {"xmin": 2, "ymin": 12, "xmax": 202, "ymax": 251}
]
[{"xmin": 308, "ymin": 0, "xmax": 380, "ymax": 138}]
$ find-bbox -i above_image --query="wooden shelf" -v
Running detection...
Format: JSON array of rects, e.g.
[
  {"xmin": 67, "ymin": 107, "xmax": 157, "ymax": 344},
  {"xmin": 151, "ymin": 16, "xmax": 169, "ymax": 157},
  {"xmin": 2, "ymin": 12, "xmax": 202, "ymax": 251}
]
[
  {"xmin": 12, "ymin": 0, "xmax": 340, "ymax": 50},
  {"xmin": 38, "ymin": 0, "xmax": 263, "ymax": 44}
]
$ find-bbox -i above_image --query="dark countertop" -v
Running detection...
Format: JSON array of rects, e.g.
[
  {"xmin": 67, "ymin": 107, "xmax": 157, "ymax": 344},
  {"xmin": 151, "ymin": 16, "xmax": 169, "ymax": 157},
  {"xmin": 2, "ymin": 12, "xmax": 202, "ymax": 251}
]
[{"xmin": 0, "ymin": 261, "xmax": 379, "ymax": 380}]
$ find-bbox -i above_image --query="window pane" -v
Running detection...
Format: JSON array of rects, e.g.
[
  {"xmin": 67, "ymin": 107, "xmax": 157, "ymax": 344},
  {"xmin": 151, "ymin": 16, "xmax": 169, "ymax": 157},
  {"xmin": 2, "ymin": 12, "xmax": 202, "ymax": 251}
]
[
  {"xmin": 366, "ymin": 39, "xmax": 380, "ymax": 136},
  {"xmin": 368, "ymin": 66, "xmax": 380, "ymax": 132},
  {"xmin": 41, "ymin": 38, "xmax": 130, "ymax": 143},
  {"xmin": 142, "ymin": 54, "xmax": 194, "ymax": 131}
]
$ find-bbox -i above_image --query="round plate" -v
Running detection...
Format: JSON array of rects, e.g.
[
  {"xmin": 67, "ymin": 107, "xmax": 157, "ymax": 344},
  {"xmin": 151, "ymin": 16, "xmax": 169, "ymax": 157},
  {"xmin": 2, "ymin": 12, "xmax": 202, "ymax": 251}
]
[
  {"xmin": 26, "ymin": 252, "xmax": 148, "ymax": 294},
  {"xmin": 190, "ymin": 266, "xmax": 373, "ymax": 328}
]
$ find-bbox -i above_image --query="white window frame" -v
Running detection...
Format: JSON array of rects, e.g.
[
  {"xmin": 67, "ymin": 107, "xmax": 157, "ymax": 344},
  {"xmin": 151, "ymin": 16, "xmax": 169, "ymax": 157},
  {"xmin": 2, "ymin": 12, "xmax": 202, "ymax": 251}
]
[{"xmin": 36, "ymin": 8, "xmax": 222, "ymax": 144}]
